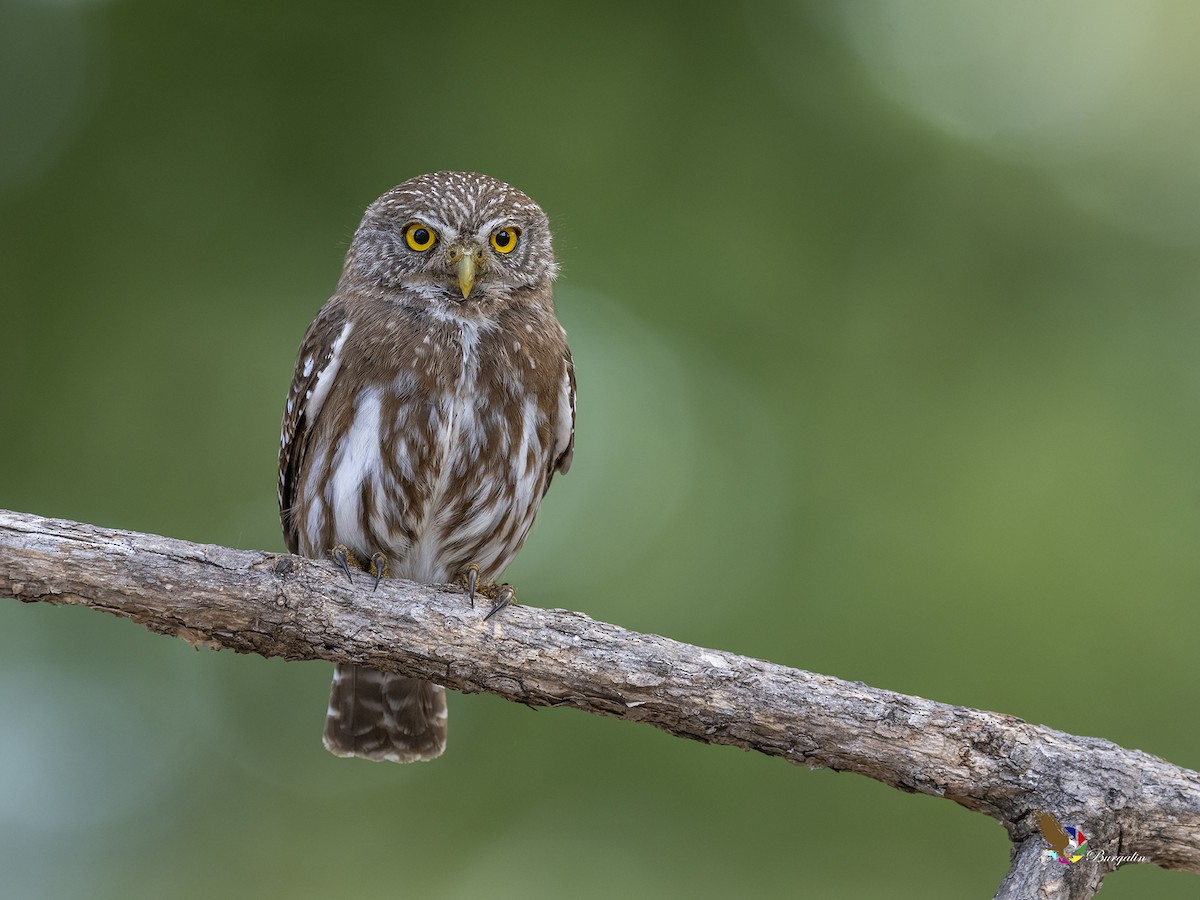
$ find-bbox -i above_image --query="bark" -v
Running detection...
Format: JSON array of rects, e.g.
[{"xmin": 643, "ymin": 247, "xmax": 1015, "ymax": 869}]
[{"xmin": 2, "ymin": 509, "xmax": 1197, "ymax": 897}]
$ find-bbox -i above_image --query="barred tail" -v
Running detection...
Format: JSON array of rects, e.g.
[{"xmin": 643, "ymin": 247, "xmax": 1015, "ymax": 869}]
[{"xmin": 323, "ymin": 664, "xmax": 447, "ymax": 763}]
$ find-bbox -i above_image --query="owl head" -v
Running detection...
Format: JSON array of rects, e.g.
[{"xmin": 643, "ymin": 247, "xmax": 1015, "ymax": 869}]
[{"xmin": 341, "ymin": 171, "xmax": 558, "ymax": 306}]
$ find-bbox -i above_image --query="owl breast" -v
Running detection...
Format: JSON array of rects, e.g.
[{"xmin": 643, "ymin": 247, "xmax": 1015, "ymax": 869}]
[{"xmin": 311, "ymin": 314, "xmax": 552, "ymax": 585}]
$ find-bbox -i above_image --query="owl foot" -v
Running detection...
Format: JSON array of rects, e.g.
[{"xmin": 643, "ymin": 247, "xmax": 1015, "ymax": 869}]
[
  {"xmin": 483, "ymin": 584, "xmax": 515, "ymax": 621},
  {"xmin": 331, "ymin": 545, "xmax": 358, "ymax": 583},
  {"xmin": 458, "ymin": 564, "xmax": 515, "ymax": 619},
  {"xmin": 329, "ymin": 546, "xmax": 389, "ymax": 592},
  {"xmin": 368, "ymin": 552, "xmax": 388, "ymax": 592},
  {"xmin": 464, "ymin": 563, "xmax": 480, "ymax": 608}
]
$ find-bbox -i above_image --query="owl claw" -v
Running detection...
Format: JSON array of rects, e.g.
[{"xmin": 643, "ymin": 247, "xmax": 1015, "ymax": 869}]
[
  {"xmin": 483, "ymin": 584, "xmax": 515, "ymax": 621},
  {"xmin": 331, "ymin": 546, "xmax": 355, "ymax": 584},
  {"xmin": 329, "ymin": 545, "xmax": 388, "ymax": 592},
  {"xmin": 459, "ymin": 564, "xmax": 511, "ymax": 618},
  {"xmin": 465, "ymin": 564, "xmax": 479, "ymax": 608},
  {"xmin": 369, "ymin": 552, "xmax": 389, "ymax": 592}
]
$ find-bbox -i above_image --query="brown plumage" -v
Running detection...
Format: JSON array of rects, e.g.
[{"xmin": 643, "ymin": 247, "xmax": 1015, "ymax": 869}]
[{"xmin": 278, "ymin": 172, "xmax": 574, "ymax": 762}]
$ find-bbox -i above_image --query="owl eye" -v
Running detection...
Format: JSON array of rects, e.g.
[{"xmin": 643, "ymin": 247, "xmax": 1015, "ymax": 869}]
[
  {"xmin": 490, "ymin": 226, "xmax": 521, "ymax": 254},
  {"xmin": 404, "ymin": 222, "xmax": 438, "ymax": 252}
]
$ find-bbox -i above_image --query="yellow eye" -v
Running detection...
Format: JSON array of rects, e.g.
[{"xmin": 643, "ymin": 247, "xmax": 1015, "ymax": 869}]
[
  {"xmin": 404, "ymin": 222, "xmax": 438, "ymax": 252},
  {"xmin": 490, "ymin": 226, "xmax": 521, "ymax": 254}
]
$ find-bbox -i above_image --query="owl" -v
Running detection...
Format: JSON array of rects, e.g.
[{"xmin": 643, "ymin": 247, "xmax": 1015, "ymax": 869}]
[{"xmin": 278, "ymin": 172, "xmax": 575, "ymax": 762}]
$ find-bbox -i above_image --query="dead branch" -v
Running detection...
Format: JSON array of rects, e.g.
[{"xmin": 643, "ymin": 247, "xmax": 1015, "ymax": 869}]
[{"xmin": 2, "ymin": 508, "xmax": 1197, "ymax": 898}]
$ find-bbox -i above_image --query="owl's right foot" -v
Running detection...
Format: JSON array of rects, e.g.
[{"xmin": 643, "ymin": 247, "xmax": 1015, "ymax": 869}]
[
  {"xmin": 330, "ymin": 546, "xmax": 388, "ymax": 592},
  {"xmin": 331, "ymin": 545, "xmax": 358, "ymax": 583},
  {"xmin": 464, "ymin": 563, "xmax": 480, "ymax": 608}
]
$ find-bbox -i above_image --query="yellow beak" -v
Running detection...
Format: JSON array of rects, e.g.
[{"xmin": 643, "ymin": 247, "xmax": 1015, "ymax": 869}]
[{"xmin": 455, "ymin": 252, "xmax": 477, "ymax": 299}]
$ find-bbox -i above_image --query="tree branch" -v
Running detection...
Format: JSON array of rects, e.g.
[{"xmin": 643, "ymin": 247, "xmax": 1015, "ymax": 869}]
[
  {"xmin": 993, "ymin": 836, "xmax": 1105, "ymax": 900},
  {"xmin": 3, "ymin": 509, "xmax": 1197, "ymax": 896}
]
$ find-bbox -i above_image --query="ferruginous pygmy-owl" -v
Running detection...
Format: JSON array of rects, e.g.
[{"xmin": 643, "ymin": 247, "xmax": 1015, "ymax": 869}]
[{"xmin": 278, "ymin": 172, "xmax": 575, "ymax": 763}]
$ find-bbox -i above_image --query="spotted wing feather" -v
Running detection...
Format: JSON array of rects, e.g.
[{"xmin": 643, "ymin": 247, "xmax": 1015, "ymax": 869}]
[
  {"xmin": 278, "ymin": 303, "xmax": 350, "ymax": 554},
  {"xmin": 550, "ymin": 348, "xmax": 576, "ymax": 483}
]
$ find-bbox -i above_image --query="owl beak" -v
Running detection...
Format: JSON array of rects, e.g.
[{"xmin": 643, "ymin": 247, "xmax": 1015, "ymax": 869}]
[
  {"xmin": 455, "ymin": 254, "xmax": 476, "ymax": 299},
  {"xmin": 448, "ymin": 244, "xmax": 485, "ymax": 299}
]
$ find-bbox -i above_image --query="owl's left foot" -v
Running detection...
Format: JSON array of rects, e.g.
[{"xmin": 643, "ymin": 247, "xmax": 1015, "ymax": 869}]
[
  {"xmin": 367, "ymin": 552, "xmax": 388, "ymax": 591},
  {"xmin": 459, "ymin": 564, "xmax": 515, "ymax": 619},
  {"xmin": 483, "ymin": 584, "xmax": 514, "ymax": 621}
]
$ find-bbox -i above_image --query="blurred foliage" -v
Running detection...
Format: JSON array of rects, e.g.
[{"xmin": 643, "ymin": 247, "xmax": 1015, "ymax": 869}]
[{"xmin": 2, "ymin": 1, "xmax": 1199, "ymax": 898}]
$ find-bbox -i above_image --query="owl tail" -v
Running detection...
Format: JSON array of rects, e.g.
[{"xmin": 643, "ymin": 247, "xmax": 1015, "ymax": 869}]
[{"xmin": 323, "ymin": 664, "xmax": 447, "ymax": 763}]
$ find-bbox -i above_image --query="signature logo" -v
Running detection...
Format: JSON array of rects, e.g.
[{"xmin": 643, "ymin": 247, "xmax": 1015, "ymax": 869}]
[{"xmin": 1037, "ymin": 811, "xmax": 1088, "ymax": 865}]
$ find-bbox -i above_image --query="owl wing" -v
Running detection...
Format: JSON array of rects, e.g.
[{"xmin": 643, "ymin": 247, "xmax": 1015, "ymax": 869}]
[
  {"xmin": 549, "ymin": 346, "xmax": 576, "ymax": 482},
  {"xmin": 278, "ymin": 300, "xmax": 353, "ymax": 554}
]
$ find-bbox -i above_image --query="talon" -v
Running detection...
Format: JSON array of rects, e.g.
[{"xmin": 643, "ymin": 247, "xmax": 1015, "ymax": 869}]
[
  {"xmin": 483, "ymin": 584, "xmax": 515, "ymax": 621},
  {"xmin": 369, "ymin": 552, "xmax": 388, "ymax": 592},
  {"xmin": 466, "ymin": 564, "xmax": 479, "ymax": 608},
  {"xmin": 331, "ymin": 547, "xmax": 354, "ymax": 584}
]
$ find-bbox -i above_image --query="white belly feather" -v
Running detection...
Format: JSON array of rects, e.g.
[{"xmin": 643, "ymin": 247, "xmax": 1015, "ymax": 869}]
[{"xmin": 317, "ymin": 315, "xmax": 545, "ymax": 584}]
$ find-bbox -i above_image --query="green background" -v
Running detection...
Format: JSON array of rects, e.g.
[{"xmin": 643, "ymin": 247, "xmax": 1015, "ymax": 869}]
[{"xmin": 3, "ymin": 1, "xmax": 1198, "ymax": 897}]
